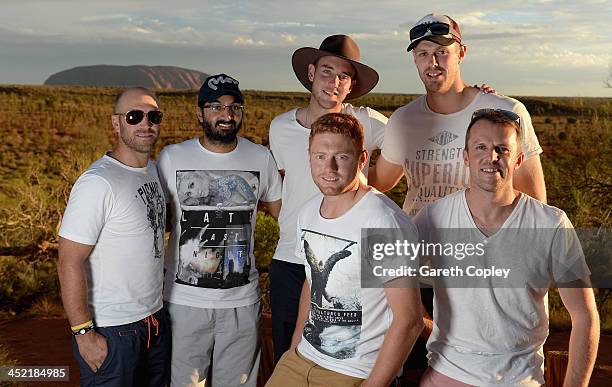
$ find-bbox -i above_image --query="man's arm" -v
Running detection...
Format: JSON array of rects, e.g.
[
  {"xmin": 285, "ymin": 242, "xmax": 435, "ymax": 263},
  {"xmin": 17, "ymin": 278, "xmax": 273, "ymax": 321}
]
[
  {"xmin": 363, "ymin": 280, "xmax": 423, "ymax": 387},
  {"xmin": 514, "ymin": 155, "xmax": 547, "ymax": 203},
  {"xmin": 558, "ymin": 286, "xmax": 600, "ymax": 387},
  {"xmin": 261, "ymin": 199, "xmax": 281, "ymax": 220},
  {"xmin": 290, "ymin": 279, "xmax": 311, "ymax": 350},
  {"xmin": 57, "ymin": 237, "xmax": 108, "ymax": 372},
  {"xmin": 368, "ymin": 156, "xmax": 405, "ymax": 192}
]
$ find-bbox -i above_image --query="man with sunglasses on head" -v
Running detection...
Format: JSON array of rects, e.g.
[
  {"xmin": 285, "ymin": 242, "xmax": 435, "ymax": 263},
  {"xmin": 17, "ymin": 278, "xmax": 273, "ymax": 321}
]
[
  {"xmin": 58, "ymin": 87, "xmax": 170, "ymax": 387},
  {"xmin": 267, "ymin": 34, "xmax": 389, "ymax": 365},
  {"xmin": 157, "ymin": 74, "xmax": 282, "ymax": 387},
  {"xmin": 369, "ymin": 14, "xmax": 547, "ymax": 217},
  {"xmin": 413, "ymin": 109, "xmax": 599, "ymax": 386}
]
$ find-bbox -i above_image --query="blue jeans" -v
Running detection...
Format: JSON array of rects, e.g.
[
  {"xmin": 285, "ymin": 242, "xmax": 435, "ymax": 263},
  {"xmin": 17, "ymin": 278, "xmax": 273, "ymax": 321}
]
[{"xmin": 72, "ymin": 308, "xmax": 171, "ymax": 387}]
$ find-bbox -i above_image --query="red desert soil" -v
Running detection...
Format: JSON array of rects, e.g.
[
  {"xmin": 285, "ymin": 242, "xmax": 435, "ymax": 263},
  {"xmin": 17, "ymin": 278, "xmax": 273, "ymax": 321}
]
[{"xmin": 0, "ymin": 317, "xmax": 610, "ymax": 387}]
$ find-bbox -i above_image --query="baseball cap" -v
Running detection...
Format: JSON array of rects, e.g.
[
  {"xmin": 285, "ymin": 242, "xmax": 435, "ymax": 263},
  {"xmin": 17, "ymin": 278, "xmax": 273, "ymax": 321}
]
[
  {"xmin": 197, "ymin": 73, "xmax": 244, "ymax": 107},
  {"xmin": 407, "ymin": 14, "xmax": 462, "ymax": 52}
]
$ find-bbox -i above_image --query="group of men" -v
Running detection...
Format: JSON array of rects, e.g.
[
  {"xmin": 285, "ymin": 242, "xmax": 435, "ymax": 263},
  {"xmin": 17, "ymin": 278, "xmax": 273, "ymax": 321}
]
[{"xmin": 58, "ymin": 13, "xmax": 599, "ymax": 387}]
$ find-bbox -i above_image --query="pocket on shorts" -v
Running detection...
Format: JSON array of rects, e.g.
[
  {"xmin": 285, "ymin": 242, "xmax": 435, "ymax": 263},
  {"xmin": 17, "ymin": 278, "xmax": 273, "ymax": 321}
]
[{"xmin": 94, "ymin": 330, "xmax": 115, "ymax": 374}]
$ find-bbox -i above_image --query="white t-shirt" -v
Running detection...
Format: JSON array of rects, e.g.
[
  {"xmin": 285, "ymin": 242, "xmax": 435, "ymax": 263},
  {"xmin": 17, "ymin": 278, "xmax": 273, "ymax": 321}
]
[
  {"xmin": 157, "ymin": 137, "xmax": 282, "ymax": 308},
  {"xmin": 413, "ymin": 190, "xmax": 590, "ymax": 386},
  {"xmin": 382, "ymin": 92, "xmax": 543, "ymax": 216},
  {"xmin": 59, "ymin": 155, "xmax": 166, "ymax": 327},
  {"xmin": 270, "ymin": 104, "xmax": 387, "ymax": 264},
  {"xmin": 296, "ymin": 189, "xmax": 418, "ymax": 379}
]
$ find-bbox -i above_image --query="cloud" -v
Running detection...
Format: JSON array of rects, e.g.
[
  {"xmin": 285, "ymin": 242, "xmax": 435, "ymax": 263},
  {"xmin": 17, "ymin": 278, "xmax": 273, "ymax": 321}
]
[
  {"xmin": 0, "ymin": 0, "xmax": 610, "ymax": 96},
  {"xmin": 232, "ymin": 36, "xmax": 265, "ymax": 46},
  {"xmin": 281, "ymin": 33, "xmax": 296, "ymax": 43},
  {"xmin": 80, "ymin": 14, "xmax": 134, "ymax": 23}
]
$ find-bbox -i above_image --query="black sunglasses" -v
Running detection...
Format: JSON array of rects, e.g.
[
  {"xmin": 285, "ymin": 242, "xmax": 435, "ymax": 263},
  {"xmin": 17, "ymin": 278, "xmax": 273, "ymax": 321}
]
[
  {"xmin": 470, "ymin": 109, "xmax": 521, "ymax": 126},
  {"xmin": 115, "ymin": 110, "xmax": 163, "ymax": 125},
  {"xmin": 410, "ymin": 22, "xmax": 451, "ymax": 41}
]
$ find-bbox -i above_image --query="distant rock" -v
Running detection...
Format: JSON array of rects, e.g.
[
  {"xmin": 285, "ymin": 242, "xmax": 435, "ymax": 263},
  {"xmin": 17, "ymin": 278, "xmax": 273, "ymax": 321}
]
[{"xmin": 44, "ymin": 65, "xmax": 210, "ymax": 89}]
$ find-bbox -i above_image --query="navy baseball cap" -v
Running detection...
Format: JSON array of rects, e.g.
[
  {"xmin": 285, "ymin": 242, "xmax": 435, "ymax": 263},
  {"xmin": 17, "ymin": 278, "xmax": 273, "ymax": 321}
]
[{"xmin": 197, "ymin": 73, "xmax": 244, "ymax": 107}]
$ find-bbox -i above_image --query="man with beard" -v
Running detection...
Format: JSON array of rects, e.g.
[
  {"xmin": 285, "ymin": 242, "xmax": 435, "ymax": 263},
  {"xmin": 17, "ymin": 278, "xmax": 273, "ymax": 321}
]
[
  {"xmin": 58, "ymin": 87, "xmax": 170, "ymax": 386},
  {"xmin": 266, "ymin": 113, "xmax": 423, "ymax": 387},
  {"xmin": 369, "ymin": 14, "xmax": 547, "ymax": 219},
  {"xmin": 157, "ymin": 74, "xmax": 282, "ymax": 387}
]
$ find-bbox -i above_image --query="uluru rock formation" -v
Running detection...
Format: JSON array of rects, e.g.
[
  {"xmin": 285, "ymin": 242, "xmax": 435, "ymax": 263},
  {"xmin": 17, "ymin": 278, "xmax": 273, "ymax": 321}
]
[{"xmin": 44, "ymin": 65, "xmax": 210, "ymax": 89}]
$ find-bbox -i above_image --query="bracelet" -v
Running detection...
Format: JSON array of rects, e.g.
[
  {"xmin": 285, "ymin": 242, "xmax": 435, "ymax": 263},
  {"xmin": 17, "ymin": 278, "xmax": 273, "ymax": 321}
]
[
  {"xmin": 70, "ymin": 320, "xmax": 94, "ymax": 332},
  {"xmin": 71, "ymin": 321, "xmax": 95, "ymax": 336}
]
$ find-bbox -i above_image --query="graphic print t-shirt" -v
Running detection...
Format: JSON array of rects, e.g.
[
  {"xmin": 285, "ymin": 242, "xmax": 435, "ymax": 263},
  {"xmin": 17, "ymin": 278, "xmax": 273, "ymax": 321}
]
[
  {"xmin": 59, "ymin": 155, "xmax": 165, "ymax": 326},
  {"xmin": 157, "ymin": 138, "xmax": 282, "ymax": 308},
  {"xmin": 296, "ymin": 189, "xmax": 418, "ymax": 379},
  {"xmin": 381, "ymin": 92, "xmax": 543, "ymax": 216}
]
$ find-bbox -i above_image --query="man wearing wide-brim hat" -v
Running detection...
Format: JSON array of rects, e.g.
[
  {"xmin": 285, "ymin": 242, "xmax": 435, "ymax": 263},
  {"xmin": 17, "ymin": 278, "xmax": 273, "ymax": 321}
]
[{"xmin": 267, "ymin": 34, "xmax": 387, "ymax": 364}]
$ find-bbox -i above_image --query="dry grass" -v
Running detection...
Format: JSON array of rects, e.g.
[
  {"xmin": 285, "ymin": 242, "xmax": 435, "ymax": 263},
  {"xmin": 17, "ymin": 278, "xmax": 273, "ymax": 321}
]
[{"xmin": 0, "ymin": 85, "xmax": 609, "ymax": 332}]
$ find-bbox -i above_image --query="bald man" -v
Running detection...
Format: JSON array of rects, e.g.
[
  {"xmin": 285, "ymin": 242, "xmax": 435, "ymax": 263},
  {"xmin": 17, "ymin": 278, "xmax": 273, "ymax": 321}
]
[{"xmin": 58, "ymin": 87, "xmax": 171, "ymax": 387}]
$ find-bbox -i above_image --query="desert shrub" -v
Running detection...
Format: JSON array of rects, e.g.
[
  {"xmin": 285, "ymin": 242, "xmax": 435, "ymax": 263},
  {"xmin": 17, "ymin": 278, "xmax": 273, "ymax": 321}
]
[
  {"xmin": 0, "ymin": 86, "xmax": 610, "ymax": 332},
  {"xmin": 254, "ymin": 211, "xmax": 279, "ymax": 270},
  {"xmin": 0, "ymin": 255, "xmax": 59, "ymax": 312}
]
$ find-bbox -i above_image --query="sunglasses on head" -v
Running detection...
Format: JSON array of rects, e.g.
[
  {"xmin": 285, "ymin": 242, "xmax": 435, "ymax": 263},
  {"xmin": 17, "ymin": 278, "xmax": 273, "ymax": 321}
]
[
  {"xmin": 470, "ymin": 109, "xmax": 521, "ymax": 126},
  {"xmin": 410, "ymin": 22, "xmax": 453, "ymax": 41},
  {"xmin": 114, "ymin": 110, "xmax": 163, "ymax": 125}
]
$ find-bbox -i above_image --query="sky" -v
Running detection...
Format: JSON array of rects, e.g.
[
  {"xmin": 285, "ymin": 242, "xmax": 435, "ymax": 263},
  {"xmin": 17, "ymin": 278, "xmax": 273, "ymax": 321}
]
[{"xmin": 1, "ymin": 0, "xmax": 611, "ymax": 97}]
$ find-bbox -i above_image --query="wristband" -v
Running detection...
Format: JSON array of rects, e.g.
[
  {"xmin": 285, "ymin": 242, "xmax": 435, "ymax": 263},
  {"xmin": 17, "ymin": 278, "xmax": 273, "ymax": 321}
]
[
  {"xmin": 70, "ymin": 320, "xmax": 93, "ymax": 332},
  {"xmin": 71, "ymin": 320, "xmax": 95, "ymax": 336}
]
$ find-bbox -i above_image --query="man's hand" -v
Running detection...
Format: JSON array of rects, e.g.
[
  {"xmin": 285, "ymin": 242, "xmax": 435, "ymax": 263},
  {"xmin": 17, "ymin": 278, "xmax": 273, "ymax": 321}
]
[
  {"xmin": 474, "ymin": 83, "xmax": 497, "ymax": 94},
  {"xmin": 289, "ymin": 330, "xmax": 302, "ymax": 350},
  {"xmin": 75, "ymin": 330, "xmax": 108, "ymax": 373}
]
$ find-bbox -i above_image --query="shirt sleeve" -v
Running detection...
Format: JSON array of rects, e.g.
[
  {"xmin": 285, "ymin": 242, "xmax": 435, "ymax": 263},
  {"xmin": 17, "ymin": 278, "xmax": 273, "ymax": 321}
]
[
  {"xmin": 58, "ymin": 174, "xmax": 113, "ymax": 245},
  {"xmin": 269, "ymin": 118, "xmax": 285, "ymax": 170},
  {"xmin": 260, "ymin": 148, "xmax": 283, "ymax": 202},
  {"xmin": 364, "ymin": 107, "xmax": 388, "ymax": 150},
  {"xmin": 366, "ymin": 206, "xmax": 420, "ymax": 285},
  {"xmin": 551, "ymin": 213, "xmax": 591, "ymax": 284},
  {"xmin": 412, "ymin": 205, "xmax": 431, "ymax": 241},
  {"xmin": 156, "ymin": 147, "xmax": 172, "ymax": 204},
  {"xmin": 513, "ymin": 101, "xmax": 543, "ymax": 160},
  {"xmin": 380, "ymin": 109, "xmax": 406, "ymax": 166}
]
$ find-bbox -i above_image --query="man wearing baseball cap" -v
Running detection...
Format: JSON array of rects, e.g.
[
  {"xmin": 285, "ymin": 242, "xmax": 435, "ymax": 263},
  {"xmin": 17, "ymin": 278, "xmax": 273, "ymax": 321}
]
[
  {"xmin": 369, "ymin": 14, "xmax": 546, "ymax": 217},
  {"xmin": 157, "ymin": 73, "xmax": 282, "ymax": 386},
  {"xmin": 267, "ymin": 35, "xmax": 388, "ymax": 364}
]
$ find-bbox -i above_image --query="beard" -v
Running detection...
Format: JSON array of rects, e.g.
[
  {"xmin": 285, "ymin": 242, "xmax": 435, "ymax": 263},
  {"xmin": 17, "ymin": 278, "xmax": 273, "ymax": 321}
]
[
  {"xmin": 120, "ymin": 124, "xmax": 159, "ymax": 154},
  {"xmin": 200, "ymin": 117, "xmax": 241, "ymax": 144}
]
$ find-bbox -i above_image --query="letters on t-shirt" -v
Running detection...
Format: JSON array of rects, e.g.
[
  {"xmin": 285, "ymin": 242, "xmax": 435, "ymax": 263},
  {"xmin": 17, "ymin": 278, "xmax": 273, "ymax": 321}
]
[
  {"xmin": 404, "ymin": 129, "xmax": 469, "ymax": 216},
  {"xmin": 136, "ymin": 180, "xmax": 165, "ymax": 260},
  {"xmin": 174, "ymin": 169, "xmax": 260, "ymax": 289}
]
